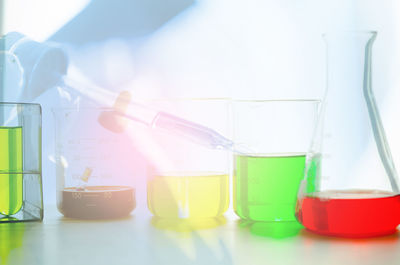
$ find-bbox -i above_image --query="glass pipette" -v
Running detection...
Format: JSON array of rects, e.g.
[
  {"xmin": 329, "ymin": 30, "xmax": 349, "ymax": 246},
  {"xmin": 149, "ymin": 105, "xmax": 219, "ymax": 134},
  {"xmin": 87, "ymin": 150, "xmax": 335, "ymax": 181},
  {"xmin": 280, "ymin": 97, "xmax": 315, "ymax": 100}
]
[{"xmin": 60, "ymin": 75, "xmax": 239, "ymax": 152}]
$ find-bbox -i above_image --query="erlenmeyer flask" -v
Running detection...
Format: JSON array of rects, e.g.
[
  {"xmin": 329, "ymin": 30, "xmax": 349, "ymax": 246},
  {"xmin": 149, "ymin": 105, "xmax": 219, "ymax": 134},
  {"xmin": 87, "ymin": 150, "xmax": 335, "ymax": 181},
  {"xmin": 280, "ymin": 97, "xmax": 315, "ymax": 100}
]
[{"xmin": 296, "ymin": 31, "xmax": 400, "ymax": 237}]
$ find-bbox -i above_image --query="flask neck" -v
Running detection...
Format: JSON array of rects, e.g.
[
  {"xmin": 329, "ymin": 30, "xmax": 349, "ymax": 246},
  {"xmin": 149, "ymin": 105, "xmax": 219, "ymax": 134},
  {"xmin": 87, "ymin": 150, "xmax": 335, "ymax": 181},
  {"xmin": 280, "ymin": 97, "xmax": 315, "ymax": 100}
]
[
  {"xmin": 318, "ymin": 31, "xmax": 400, "ymax": 193},
  {"xmin": 323, "ymin": 31, "xmax": 376, "ymax": 97}
]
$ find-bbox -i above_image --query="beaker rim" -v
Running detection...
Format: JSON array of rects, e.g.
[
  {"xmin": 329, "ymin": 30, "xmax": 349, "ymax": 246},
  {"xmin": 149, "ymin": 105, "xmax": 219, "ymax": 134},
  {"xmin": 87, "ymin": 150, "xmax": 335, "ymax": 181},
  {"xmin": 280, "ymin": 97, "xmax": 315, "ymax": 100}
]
[
  {"xmin": 51, "ymin": 98, "xmax": 232, "ymax": 112},
  {"xmin": 322, "ymin": 30, "xmax": 378, "ymax": 37},
  {"xmin": 0, "ymin": 102, "xmax": 41, "ymax": 107},
  {"xmin": 135, "ymin": 97, "xmax": 231, "ymax": 102},
  {"xmin": 149, "ymin": 171, "xmax": 229, "ymax": 177},
  {"xmin": 232, "ymin": 99, "xmax": 321, "ymax": 103},
  {"xmin": 51, "ymin": 107, "xmax": 114, "ymax": 112}
]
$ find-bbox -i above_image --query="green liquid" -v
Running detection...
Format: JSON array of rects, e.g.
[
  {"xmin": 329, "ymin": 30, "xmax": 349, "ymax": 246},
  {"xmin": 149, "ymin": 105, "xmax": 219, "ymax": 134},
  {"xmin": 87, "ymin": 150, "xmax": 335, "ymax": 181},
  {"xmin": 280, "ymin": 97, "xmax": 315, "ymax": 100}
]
[
  {"xmin": 0, "ymin": 127, "xmax": 23, "ymax": 216},
  {"xmin": 234, "ymin": 154, "xmax": 306, "ymax": 221}
]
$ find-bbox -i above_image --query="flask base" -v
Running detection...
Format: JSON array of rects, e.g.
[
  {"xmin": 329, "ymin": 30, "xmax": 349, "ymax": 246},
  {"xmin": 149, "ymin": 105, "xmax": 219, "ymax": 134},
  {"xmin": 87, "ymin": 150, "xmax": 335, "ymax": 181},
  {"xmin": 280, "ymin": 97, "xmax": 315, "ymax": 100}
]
[
  {"xmin": 304, "ymin": 228, "xmax": 398, "ymax": 238},
  {"xmin": 296, "ymin": 190, "xmax": 400, "ymax": 238}
]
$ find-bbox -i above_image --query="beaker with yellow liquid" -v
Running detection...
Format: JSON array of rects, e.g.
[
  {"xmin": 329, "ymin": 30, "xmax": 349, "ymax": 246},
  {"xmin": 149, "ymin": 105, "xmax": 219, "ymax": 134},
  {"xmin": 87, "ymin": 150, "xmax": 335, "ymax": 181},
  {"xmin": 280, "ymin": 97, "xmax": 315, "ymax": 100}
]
[
  {"xmin": 0, "ymin": 103, "xmax": 43, "ymax": 222},
  {"xmin": 146, "ymin": 99, "xmax": 230, "ymax": 219}
]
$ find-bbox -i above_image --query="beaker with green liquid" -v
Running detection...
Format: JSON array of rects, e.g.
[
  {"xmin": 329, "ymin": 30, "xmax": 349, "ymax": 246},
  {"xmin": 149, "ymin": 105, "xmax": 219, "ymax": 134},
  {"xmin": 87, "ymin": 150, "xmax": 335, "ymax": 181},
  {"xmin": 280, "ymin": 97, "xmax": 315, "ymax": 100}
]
[
  {"xmin": 232, "ymin": 100, "xmax": 319, "ymax": 222},
  {"xmin": 0, "ymin": 103, "xmax": 43, "ymax": 222}
]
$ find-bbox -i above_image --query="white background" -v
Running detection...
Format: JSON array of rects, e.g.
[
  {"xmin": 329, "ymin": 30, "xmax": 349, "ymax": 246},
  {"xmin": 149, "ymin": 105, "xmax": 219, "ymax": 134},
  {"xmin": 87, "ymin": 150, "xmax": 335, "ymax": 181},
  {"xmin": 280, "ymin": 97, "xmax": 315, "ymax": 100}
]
[{"xmin": 2, "ymin": 0, "xmax": 400, "ymax": 204}]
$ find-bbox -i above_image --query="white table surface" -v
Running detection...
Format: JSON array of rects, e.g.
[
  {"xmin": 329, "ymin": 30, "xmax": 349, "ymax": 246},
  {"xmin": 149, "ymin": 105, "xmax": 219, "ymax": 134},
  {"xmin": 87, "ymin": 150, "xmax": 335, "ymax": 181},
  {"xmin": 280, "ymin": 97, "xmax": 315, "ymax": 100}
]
[{"xmin": 1, "ymin": 204, "xmax": 400, "ymax": 265}]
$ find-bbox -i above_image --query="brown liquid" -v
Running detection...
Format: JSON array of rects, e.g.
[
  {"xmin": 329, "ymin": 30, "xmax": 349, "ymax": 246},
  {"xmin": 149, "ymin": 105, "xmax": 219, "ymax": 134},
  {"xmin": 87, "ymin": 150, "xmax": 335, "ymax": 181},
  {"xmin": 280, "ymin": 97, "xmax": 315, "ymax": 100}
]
[{"xmin": 59, "ymin": 186, "xmax": 135, "ymax": 219}]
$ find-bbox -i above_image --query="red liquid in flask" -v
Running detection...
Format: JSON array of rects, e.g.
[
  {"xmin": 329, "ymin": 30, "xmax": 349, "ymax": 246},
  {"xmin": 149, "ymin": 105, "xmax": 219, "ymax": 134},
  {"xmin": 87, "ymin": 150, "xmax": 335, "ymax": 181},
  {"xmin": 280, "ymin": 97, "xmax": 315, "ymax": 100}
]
[{"xmin": 296, "ymin": 190, "xmax": 400, "ymax": 238}]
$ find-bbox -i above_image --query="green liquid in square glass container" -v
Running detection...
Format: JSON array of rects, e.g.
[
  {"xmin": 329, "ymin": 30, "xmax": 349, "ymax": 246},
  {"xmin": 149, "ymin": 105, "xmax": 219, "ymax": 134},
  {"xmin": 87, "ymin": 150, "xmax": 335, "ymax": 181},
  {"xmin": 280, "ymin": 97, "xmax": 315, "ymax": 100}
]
[
  {"xmin": 0, "ymin": 127, "xmax": 23, "ymax": 216},
  {"xmin": 234, "ymin": 153, "xmax": 306, "ymax": 221}
]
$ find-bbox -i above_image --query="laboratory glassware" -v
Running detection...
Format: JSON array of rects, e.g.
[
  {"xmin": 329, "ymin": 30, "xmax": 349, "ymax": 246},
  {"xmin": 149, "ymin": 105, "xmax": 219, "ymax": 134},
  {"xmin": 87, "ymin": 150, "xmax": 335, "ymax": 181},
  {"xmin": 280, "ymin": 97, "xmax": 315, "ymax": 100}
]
[
  {"xmin": 53, "ymin": 108, "xmax": 136, "ymax": 219},
  {"xmin": 146, "ymin": 98, "xmax": 230, "ymax": 219},
  {"xmin": 0, "ymin": 32, "xmax": 235, "ymax": 153},
  {"xmin": 0, "ymin": 103, "xmax": 43, "ymax": 222},
  {"xmin": 232, "ymin": 100, "xmax": 319, "ymax": 222},
  {"xmin": 0, "ymin": 32, "xmax": 68, "ymax": 102},
  {"xmin": 296, "ymin": 31, "xmax": 400, "ymax": 238}
]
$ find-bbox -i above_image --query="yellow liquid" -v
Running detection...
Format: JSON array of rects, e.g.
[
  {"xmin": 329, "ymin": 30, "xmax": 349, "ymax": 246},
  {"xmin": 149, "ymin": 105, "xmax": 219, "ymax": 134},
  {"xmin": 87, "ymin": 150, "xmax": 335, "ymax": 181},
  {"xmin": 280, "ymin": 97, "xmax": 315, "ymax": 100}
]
[
  {"xmin": 0, "ymin": 127, "xmax": 23, "ymax": 216},
  {"xmin": 147, "ymin": 173, "xmax": 229, "ymax": 218}
]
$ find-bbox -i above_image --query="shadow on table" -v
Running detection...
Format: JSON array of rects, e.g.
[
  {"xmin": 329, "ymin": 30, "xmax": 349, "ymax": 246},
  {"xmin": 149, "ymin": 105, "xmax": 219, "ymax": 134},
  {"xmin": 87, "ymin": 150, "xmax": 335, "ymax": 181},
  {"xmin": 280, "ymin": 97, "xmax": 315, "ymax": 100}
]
[
  {"xmin": 237, "ymin": 220, "xmax": 303, "ymax": 239},
  {"xmin": 0, "ymin": 223, "xmax": 25, "ymax": 265},
  {"xmin": 149, "ymin": 216, "xmax": 233, "ymax": 264},
  {"xmin": 151, "ymin": 216, "xmax": 227, "ymax": 232}
]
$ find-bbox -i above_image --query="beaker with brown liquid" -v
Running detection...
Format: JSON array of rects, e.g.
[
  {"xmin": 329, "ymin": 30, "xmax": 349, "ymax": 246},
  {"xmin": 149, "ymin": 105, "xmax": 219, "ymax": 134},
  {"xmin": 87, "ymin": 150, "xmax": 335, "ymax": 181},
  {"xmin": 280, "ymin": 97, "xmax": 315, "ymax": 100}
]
[{"xmin": 53, "ymin": 108, "xmax": 136, "ymax": 219}]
